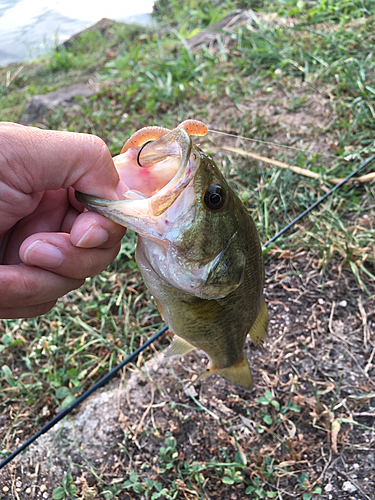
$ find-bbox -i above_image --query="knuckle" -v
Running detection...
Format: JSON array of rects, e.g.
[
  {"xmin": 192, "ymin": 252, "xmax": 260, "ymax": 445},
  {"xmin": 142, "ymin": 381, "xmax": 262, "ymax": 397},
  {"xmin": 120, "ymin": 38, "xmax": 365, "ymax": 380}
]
[{"xmin": 0, "ymin": 267, "xmax": 35, "ymax": 306}]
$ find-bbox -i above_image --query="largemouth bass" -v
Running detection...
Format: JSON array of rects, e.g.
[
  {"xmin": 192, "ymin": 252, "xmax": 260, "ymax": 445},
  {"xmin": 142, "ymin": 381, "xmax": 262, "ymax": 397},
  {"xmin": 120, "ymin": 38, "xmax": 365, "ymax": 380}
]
[{"xmin": 76, "ymin": 120, "xmax": 268, "ymax": 389}]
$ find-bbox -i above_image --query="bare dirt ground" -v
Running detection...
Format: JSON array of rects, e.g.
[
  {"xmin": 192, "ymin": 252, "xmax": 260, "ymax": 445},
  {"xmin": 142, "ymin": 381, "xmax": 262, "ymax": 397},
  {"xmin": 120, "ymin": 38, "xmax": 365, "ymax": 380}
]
[{"xmin": 1, "ymin": 252, "xmax": 374, "ymax": 499}]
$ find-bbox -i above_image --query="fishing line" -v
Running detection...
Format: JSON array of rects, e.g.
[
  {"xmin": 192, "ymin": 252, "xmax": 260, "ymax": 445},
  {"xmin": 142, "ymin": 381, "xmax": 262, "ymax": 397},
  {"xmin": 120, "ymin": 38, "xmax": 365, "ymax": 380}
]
[
  {"xmin": 1, "ymin": 154, "xmax": 375, "ymax": 470},
  {"xmin": 208, "ymin": 129, "xmax": 338, "ymax": 158},
  {"xmin": 0, "ymin": 326, "xmax": 167, "ymax": 470},
  {"xmin": 263, "ymin": 153, "xmax": 375, "ymax": 248}
]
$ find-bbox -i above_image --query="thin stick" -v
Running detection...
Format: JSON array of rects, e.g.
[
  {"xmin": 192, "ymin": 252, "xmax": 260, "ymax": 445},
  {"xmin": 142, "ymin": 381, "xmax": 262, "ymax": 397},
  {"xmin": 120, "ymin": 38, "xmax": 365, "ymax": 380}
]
[
  {"xmin": 219, "ymin": 145, "xmax": 322, "ymax": 180},
  {"xmin": 220, "ymin": 145, "xmax": 375, "ymax": 185}
]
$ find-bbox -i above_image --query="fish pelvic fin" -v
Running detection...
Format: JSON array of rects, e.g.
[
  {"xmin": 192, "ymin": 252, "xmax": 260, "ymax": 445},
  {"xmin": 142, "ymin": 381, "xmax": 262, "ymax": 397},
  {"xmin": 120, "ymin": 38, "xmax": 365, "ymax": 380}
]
[
  {"xmin": 248, "ymin": 299, "xmax": 268, "ymax": 345},
  {"xmin": 165, "ymin": 335, "xmax": 196, "ymax": 358},
  {"xmin": 154, "ymin": 297, "xmax": 165, "ymax": 321}
]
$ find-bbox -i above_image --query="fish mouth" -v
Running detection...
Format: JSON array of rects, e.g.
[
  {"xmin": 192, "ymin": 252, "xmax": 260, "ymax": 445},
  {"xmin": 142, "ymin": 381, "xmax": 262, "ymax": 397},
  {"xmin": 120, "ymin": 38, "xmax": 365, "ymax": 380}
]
[{"xmin": 76, "ymin": 127, "xmax": 200, "ymax": 236}]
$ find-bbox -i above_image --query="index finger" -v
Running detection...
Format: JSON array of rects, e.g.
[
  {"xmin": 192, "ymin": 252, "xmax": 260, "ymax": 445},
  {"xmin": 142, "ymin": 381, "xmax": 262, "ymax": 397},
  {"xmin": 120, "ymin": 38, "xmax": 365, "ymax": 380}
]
[{"xmin": 0, "ymin": 123, "xmax": 126, "ymax": 200}]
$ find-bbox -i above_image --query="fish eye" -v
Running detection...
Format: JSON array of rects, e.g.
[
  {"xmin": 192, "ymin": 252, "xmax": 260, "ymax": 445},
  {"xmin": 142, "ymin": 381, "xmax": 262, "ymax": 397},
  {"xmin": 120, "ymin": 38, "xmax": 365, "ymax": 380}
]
[{"xmin": 204, "ymin": 184, "xmax": 225, "ymax": 210}]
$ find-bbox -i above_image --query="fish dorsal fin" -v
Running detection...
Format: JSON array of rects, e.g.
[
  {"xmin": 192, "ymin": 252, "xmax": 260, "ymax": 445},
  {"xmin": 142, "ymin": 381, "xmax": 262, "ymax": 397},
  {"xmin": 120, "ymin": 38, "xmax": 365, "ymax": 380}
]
[
  {"xmin": 216, "ymin": 355, "xmax": 253, "ymax": 390},
  {"xmin": 248, "ymin": 299, "xmax": 268, "ymax": 345},
  {"xmin": 165, "ymin": 335, "xmax": 196, "ymax": 358}
]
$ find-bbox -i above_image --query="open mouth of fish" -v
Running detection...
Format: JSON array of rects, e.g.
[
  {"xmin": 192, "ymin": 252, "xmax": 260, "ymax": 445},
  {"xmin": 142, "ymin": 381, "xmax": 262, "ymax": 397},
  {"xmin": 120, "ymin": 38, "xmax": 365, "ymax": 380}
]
[
  {"xmin": 76, "ymin": 124, "xmax": 204, "ymax": 240},
  {"xmin": 75, "ymin": 120, "xmax": 241, "ymax": 299}
]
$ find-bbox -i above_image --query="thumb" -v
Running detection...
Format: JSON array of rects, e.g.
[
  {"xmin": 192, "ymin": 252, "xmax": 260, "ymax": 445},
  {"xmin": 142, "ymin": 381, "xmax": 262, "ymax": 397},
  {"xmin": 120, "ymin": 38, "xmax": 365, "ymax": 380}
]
[{"xmin": 0, "ymin": 123, "xmax": 126, "ymax": 200}]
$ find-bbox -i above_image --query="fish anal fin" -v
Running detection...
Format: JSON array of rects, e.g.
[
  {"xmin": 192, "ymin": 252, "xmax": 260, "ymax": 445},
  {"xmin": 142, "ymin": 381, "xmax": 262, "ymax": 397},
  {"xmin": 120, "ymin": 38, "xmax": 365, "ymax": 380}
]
[
  {"xmin": 215, "ymin": 355, "xmax": 253, "ymax": 390},
  {"xmin": 165, "ymin": 335, "xmax": 196, "ymax": 358},
  {"xmin": 248, "ymin": 299, "xmax": 268, "ymax": 345},
  {"xmin": 193, "ymin": 368, "xmax": 211, "ymax": 385}
]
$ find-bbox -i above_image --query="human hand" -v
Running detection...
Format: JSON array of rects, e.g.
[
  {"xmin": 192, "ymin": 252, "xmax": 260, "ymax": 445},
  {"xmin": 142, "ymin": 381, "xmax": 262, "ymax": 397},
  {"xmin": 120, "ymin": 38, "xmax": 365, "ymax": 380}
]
[{"xmin": 0, "ymin": 123, "xmax": 127, "ymax": 319}]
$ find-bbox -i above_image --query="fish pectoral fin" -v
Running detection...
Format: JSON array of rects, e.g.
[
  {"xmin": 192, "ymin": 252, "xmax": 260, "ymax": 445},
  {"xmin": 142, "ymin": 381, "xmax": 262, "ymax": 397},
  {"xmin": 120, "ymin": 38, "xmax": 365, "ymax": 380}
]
[
  {"xmin": 215, "ymin": 355, "xmax": 253, "ymax": 390},
  {"xmin": 203, "ymin": 238, "xmax": 246, "ymax": 298},
  {"xmin": 248, "ymin": 299, "xmax": 268, "ymax": 345},
  {"xmin": 165, "ymin": 335, "xmax": 196, "ymax": 358}
]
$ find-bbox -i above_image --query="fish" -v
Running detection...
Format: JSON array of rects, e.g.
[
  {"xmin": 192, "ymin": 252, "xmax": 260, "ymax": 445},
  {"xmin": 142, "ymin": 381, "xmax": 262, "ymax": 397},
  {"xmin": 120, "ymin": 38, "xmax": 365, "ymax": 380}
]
[{"xmin": 76, "ymin": 120, "xmax": 268, "ymax": 390}]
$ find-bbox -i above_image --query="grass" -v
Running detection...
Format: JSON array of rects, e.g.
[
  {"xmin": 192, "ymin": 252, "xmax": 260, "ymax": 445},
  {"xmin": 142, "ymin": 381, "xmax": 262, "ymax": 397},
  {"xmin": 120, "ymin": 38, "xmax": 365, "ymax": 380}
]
[{"xmin": 1, "ymin": 0, "xmax": 375, "ymax": 498}]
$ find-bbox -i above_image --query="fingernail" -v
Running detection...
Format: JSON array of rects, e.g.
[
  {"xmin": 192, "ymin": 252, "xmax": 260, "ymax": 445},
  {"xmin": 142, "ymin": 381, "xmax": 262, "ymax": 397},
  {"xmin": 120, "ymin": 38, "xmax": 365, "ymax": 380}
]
[
  {"xmin": 24, "ymin": 241, "xmax": 64, "ymax": 269},
  {"xmin": 75, "ymin": 226, "xmax": 109, "ymax": 248}
]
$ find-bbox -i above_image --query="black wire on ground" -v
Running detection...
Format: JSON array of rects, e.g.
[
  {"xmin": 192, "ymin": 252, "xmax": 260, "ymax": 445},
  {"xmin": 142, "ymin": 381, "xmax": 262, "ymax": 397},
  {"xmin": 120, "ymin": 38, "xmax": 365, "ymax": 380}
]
[
  {"xmin": 263, "ymin": 153, "xmax": 375, "ymax": 248},
  {"xmin": 1, "ymin": 153, "xmax": 375, "ymax": 470},
  {"xmin": 0, "ymin": 326, "xmax": 168, "ymax": 469}
]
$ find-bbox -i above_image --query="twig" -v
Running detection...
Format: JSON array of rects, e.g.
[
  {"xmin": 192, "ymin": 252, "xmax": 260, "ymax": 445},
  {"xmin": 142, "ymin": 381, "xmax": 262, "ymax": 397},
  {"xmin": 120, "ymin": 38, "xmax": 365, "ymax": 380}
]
[
  {"xmin": 86, "ymin": 352, "xmax": 110, "ymax": 379},
  {"xmin": 219, "ymin": 145, "xmax": 375, "ymax": 185},
  {"xmin": 344, "ymin": 347, "xmax": 375, "ymax": 388},
  {"xmin": 219, "ymin": 146, "xmax": 322, "ymax": 179},
  {"xmin": 277, "ymin": 477, "xmax": 284, "ymax": 500},
  {"xmin": 358, "ymin": 298, "xmax": 370, "ymax": 349},
  {"xmin": 328, "ymin": 301, "xmax": 335, "ymax": 336},
  {"xmin": 132, "ymin": 386, "xmax": 155, "ymax": 442},
  {"xmin": 5, "ymin": 65, "xmax": 24, "ymax": 88},
  {"xmin": 171, "ymin": 369, "xmax": 220, "ymax": 420},
  {"xmin": 364, "ymin": 344, "xmax": 375, "ymax": 373},
  {"xmin": 10, "ymin": 467, "xmax": 21, "ymax": 500},
  {"xmin": 311, "ymin": 446, "xmax": 332, "ymax": 489}
]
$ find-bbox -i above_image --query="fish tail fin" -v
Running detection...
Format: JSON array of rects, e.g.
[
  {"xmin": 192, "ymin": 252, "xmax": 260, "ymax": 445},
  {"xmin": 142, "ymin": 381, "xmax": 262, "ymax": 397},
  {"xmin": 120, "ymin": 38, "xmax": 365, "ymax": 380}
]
[
  {"xmin": 215, "ymin": 355, "xmax": 253, "ymax": 390},
  {"xmin": 248, "ymin": 299, "xmax": 268, "ymax": 345}
]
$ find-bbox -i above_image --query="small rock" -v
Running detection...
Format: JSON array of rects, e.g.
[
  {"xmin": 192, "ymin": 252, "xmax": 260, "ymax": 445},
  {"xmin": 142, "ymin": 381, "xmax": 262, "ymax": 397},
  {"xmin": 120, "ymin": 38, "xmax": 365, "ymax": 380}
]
[
  {"xmin": 26, "ymin": 487, "xmax": 32, "ymax": 494},
  {"xmin": 186, "ymin": 10, "xmax": 252, "ymax": 51},
  {"xmin": 20, "ymin": 83, "xmax": 99, "ymax": 125},
  {"xmin": 185, "ymin": 386, "xmax": 198, "ymax": 397},
  {"xmin": 342, "ymin": 481, "xmax": 357, "ymax": 492},
  {"xmin": 41, "ymin": 405, "xmax": 50, "ymax": 417},
  {"xmin": 59, "ymin": 18, "xmax": 117, "ymax": 50},
  {"xmin": 338, "ymin": 300, "xmax": 347, "ymax": 307},
  {"xmin": 324, "ymin": 483, "xmax": 333, "ymax": 492},
  {"xmin": 3, "ymin": 486, "xmax": 9, "ymax": 492}
]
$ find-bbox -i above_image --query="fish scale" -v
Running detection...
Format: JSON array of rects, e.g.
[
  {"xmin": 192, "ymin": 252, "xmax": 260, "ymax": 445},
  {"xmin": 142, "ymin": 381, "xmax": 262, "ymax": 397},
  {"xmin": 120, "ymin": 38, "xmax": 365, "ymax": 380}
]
[{"xmin": 76, "ymin": 122, "xmax": 268, "ymax": 390}]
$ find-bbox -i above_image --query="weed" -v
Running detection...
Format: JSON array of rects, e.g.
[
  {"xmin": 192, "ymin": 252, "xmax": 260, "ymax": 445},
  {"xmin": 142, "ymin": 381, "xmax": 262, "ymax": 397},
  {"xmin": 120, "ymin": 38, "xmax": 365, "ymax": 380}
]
[
  {"xmin": 153, "ymin": 0, "xmax": 238, "ymax": 31},
  {"xmin": 271, "ymin": 0, "xmax": 375, "ymax": 22},
  {"xmin": 52, "ymin": 473, "xmax": 77, "ymax": 499},
  {"xmin": 158, "ymin": 436, "xmax": 180, "ymax": 471},
  {"xmin": 257, "ymin": 390, "xmax": 301, "ymax": 427}
]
